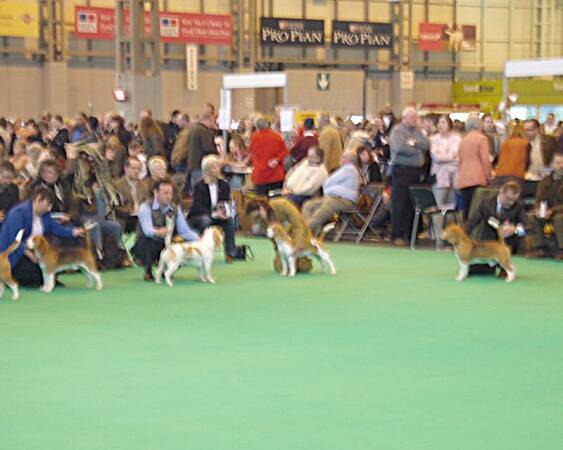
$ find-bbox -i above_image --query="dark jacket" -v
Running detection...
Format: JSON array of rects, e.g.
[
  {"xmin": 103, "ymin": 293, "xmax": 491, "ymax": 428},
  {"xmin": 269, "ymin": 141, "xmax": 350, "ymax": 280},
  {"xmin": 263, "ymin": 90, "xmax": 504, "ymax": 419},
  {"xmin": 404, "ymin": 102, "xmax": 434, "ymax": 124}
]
[
  {"xmin": 27, "ymin": 179, "xmax": 73, "ymax": 215},
  {"xmin": 161, "ymin": 121, "xmax": 180, "ymax": 161},
  {"xmin": 290, "ymin": 134, "xmax": 319, "ymax": 164},
  {"xmin": 50, "ymin": 129, "xmax": 70, "ymax": 159},
  {"xmin": 113, "ymin": 128, "xmax": 133, "ymax": 150},
  {"xmin": 527, "ymin": 134, "xmax": 559, "ymax": 167},
  {"xmin": 466, "ymin": 196, "xmax": 529, "ymax": 241},
  {"xmin": 187, "ymin": 123, "xmax": 217, "ymax": 172},
  {"xmin": 0, "ymin": 200, "xmax": 74, "ymax": 266},
  {"xmin": 188, "ymin": 179, "xmax": 230, "ymax": 218},
  {"xmin": 535, "ymin": 174, "xmax": 563, "ymax": 216},
  {"xmin": 0, "ymin": 184, "xmax": 20, "ymax": 215},
  {"xmin": 359, "ymin": 162, "xmax": 382, "ymax": 185},
  {"xmin": 141, "ymin": 132, "xmax": 164, "ymax": 159}
]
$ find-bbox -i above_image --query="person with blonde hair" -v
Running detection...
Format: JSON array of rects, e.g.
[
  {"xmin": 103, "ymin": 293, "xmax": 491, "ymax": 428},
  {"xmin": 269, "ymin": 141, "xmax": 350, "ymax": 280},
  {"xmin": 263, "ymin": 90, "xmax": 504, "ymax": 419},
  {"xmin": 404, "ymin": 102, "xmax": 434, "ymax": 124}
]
[{"xmin": 188, "ymin": 154, "xmax": 237, "ymax": 262}]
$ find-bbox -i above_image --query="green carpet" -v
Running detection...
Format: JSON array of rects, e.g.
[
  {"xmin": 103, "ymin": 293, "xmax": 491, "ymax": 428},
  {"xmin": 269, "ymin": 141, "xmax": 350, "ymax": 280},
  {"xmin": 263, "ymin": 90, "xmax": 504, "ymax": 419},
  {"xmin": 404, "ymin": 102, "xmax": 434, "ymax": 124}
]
[{"xmin": 1, "ymin": 238, "xmax": 562, "ymax": 450}]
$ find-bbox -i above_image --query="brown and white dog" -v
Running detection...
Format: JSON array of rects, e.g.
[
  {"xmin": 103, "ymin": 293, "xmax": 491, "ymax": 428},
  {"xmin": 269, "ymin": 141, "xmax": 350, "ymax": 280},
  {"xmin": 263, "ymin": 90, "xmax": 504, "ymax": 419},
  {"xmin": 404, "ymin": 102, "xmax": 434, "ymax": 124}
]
[
  {"xmin": 441, "ymin": 223, "xmax": 516, "ymax": 283},
  {"xmin": 155, "ymin": 225, "xmax": 224, "ymax": 287},
  {"xmin": 0, "ymin": 229, "xmax": 24, "ymax": 300},
  {"xmin": 266, "ymin": 222, "xmax": 336, "ymax": 277},
  {"xmin": 26, "ymin": 224, "xmax": 102, "ymax": 293}
]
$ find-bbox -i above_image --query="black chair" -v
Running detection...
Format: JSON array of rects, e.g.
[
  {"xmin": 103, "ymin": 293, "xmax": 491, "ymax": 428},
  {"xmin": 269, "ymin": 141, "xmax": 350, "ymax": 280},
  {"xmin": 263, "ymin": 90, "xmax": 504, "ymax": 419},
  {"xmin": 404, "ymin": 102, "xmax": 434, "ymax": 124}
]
[
  {"xmin": 523, "ymin": 180, "xmax": 538, "ymax": 210},
  {"xmin": 409, "ymin": 186, "xmax": 457, "ymax": 250}
]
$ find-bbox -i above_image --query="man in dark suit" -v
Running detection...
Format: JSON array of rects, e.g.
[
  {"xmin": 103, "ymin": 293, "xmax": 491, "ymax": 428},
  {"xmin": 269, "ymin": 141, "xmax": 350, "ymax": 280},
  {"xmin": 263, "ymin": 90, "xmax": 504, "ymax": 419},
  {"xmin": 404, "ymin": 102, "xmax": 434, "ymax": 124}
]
[
  {"xmin": 466, "ymin": 181, "xmax": 529, "ymax": 255},
  {"xmin": 186, "ymin": 113, "xmax": 218, "ymax": 193}
]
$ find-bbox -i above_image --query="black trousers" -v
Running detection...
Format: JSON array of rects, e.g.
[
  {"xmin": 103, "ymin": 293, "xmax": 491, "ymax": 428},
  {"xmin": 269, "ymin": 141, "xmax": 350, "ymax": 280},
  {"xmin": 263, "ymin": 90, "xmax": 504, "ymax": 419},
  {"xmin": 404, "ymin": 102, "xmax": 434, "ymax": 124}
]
[
  {"xmin": 460, "ymin": 186, "xmax": 479, "ymax": 222},
  {"xmin": 12, "ymin": 256, "xmax": 43, "ymax": 287},
  {"xmin": 391, "ymin": 165, "xmax": 424, "ymax": 241},
  {"xmin": 255, "ymin": 181, "xmax": 283, "ymax": 197},
  {"xmin": 189, "ymin": 214, "xmax": 237, "ymax": 257},
  {"xmin": 132, "ymin": 236, "xmax": 165, "ymax": 274}
]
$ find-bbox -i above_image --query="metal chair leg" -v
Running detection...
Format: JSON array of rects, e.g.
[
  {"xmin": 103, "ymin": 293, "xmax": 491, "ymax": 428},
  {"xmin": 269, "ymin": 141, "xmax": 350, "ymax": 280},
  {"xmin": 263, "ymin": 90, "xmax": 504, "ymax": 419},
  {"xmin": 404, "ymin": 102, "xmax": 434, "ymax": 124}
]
[
  {"xmin": 410, "ymin": 210, "xmax": 421, "ymax": 250},
  {"xmin": 334, "ymin": 216, "xmax": 350, "ymax": 242},
  {"xmin": 356, "ymin": 194, "xmax": 383, "ymax": 244}
]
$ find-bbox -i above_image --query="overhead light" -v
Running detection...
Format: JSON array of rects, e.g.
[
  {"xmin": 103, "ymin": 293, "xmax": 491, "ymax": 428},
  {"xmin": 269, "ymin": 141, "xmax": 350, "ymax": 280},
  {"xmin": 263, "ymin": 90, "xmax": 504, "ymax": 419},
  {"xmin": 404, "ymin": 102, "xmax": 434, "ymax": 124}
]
[{"xmin": 113, "ymin": 88, "xmax": 128, "ymax": 102}]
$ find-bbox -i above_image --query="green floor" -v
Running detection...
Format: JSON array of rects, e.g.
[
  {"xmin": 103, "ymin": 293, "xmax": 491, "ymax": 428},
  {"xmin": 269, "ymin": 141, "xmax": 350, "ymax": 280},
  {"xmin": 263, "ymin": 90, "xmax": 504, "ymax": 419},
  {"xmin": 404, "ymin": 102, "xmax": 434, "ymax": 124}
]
[{"xmin": 1, "ymin": 238, "xmax": 562, "ymax": 450}]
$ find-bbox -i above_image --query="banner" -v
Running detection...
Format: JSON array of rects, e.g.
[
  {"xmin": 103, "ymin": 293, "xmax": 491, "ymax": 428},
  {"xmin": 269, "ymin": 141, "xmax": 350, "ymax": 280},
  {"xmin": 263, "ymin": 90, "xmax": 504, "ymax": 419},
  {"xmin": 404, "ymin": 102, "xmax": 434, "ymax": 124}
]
[
  {"xmin": 331, "ymin": 21, "xmax": 392, "ymax": 48},
  {"xmin": 418, "ymin": 23, "xmax": 476, "ymax": 52},
  {"xmin": 74, "ymin": 6, "xmax": 232, "ymax": 45},
  {"xmin": 260, "ymin": 18, "xmax": 325, "ymax": 46},
  {"xmin": 186, "ymin": 45, "xmax": 198, "ymax": 91},
  {"xmin": 0, "ymin": 0, "xmax": 39, "ymax": 38}
]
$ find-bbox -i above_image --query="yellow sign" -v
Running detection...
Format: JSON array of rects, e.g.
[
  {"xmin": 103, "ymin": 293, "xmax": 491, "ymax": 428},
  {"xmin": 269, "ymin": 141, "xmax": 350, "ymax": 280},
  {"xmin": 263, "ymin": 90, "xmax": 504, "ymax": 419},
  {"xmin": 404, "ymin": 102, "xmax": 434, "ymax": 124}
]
[
  {"xmin": 295, "ymin": 111, "xmax": 320, "ymax": 125},
  {"xmin": 0, "ymin": 0, "xmax": 39, "ymax": 38}
]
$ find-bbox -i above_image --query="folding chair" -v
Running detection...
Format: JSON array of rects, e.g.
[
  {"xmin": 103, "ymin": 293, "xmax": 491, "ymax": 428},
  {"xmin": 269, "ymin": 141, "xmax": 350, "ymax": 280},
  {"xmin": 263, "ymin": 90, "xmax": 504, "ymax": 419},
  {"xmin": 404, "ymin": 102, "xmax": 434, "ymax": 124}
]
[
  {"xmin": 355, "ymin": 183, "xmax": 386, "ymax": 243},
  {"xmin": 333, "ymin": 183, "xmax": 385, "ymax": 243},
  {"xmin": 409, "ymin": 186, "xmax": 457, "ymax": 250}
]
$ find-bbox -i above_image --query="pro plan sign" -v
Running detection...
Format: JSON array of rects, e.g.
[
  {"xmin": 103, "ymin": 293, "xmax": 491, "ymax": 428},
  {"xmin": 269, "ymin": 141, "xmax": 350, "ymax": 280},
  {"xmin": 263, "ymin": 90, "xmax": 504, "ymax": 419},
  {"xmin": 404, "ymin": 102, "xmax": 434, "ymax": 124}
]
[
  {"xmin": 332, "ymin": 21, "xmax": 392, "ymax": 48},
  {"xmin": 260, "ymin": 17, "xmax": 325, "ymax": 46},
  {"xmin": 316, "ymin": 73, "xmax": 330, "ymax": 91}
]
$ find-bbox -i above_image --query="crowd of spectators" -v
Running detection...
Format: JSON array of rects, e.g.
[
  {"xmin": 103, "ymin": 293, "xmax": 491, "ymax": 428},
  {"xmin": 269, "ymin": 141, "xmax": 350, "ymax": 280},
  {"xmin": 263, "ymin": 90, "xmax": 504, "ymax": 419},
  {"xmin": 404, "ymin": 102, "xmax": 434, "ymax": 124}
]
[{"xmin": 0, "ymin": 103, "xmax": 561, "ymax": 287}]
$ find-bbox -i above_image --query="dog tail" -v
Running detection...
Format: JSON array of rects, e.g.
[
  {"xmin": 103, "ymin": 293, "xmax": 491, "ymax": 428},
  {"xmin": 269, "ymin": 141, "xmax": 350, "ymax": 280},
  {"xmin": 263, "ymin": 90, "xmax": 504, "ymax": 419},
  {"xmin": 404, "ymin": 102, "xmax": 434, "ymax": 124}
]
[
  {"xmin": 2, "ymin": 229, "xmax": 24, "ymax": 256},
  {"xmin": 316, "ymin": 222, "xmax": 336, "ymax": 244},
  {"xmin": 164, "ymin": 216, "xmax": 175, "ymax": 248}
]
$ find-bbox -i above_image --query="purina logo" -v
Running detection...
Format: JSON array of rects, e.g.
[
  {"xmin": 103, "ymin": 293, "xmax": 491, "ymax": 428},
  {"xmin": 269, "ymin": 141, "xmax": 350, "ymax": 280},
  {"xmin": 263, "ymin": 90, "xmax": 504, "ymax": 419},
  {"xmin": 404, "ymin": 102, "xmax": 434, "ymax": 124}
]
[
  {"xmin": 77, "ymin": 12, "xmax": 97, "ymax": 34},
  {"xmin": 160, "ymin": 16, "xmax": 180, "ymax": 38}
]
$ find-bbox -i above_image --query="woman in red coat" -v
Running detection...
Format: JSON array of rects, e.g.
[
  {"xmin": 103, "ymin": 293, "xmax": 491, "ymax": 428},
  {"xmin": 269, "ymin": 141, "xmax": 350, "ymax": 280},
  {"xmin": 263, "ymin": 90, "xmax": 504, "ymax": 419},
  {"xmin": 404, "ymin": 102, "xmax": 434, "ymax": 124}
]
[{"xmin": 249, "ymin": 117, "xmax": 288, "ymax": 196}]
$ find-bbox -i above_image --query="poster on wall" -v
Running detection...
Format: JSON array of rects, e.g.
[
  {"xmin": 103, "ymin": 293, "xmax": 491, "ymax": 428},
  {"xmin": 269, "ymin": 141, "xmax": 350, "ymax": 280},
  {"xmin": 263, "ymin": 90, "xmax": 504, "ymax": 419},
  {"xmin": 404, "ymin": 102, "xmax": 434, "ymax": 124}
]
[
  {"xmin": 74, "ymin": 6, "xmax": 232, "ymax": 45},
  {"xmin": 260, "ymin": 17, "xmax": 325, "ymax": 46},
  {"xmin": 418, "ymin": 23, "xmax": 476, "ymax": 52},
  {"xmin": 331, "ymin": 21, "xmax": 393, "ymax": 48},
  {"xmin": 0, "ymin": 0, "xmax": 39, "ymax": 38}
]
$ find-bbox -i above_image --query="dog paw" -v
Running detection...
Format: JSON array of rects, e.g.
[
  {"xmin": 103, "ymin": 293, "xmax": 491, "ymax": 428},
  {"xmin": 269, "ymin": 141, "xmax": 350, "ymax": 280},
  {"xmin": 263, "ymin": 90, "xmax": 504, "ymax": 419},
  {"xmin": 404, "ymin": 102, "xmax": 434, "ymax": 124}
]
[
  {"xmin": 11, "ymin": 295, "xmax": 19, "ymax": 301},
  {"xmin": 207, "ymin": 278, "xmax": 216, "ymax": 284},
  {"xmin": 40, "ymin": 286, "xmax": 52, "ymax": 294},
  {"xmin": 96, "ymin": 284, "xmax": 103, "ymax": 291}
]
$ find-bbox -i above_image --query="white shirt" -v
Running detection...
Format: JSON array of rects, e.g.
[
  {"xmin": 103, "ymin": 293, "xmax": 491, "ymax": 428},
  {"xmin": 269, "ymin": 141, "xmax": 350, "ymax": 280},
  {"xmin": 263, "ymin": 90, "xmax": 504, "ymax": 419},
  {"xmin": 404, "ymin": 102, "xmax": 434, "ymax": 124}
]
[
  {"xmin": 31, "ymin": 215, "xmax": 44, "ymax": 238},
  {"xmin": 526, "ymin": 136, "xmax": 545, "ymax": 181},
  {"xmin": 208, "ymin": 183, "xmax": 218, "ymax": 209},
  {"xmin": 285, "ymin": 159, "xmax": 329, "ymax": 196}
]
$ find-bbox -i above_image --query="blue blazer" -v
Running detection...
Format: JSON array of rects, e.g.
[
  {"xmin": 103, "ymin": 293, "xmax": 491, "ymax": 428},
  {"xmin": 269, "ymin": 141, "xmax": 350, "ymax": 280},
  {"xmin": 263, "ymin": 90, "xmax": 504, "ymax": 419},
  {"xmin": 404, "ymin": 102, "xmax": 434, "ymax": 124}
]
[{"xmin": 0, "ymin": 200, "xmax": 75, "ymax": 266}]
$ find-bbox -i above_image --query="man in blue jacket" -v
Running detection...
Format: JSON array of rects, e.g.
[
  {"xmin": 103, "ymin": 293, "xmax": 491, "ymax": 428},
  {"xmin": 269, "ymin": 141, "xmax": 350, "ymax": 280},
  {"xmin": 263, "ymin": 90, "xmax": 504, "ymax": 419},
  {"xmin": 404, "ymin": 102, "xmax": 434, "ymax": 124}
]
[{"xmin": 0, "ymin": 187, "xmax": 85, "ymax": 287}]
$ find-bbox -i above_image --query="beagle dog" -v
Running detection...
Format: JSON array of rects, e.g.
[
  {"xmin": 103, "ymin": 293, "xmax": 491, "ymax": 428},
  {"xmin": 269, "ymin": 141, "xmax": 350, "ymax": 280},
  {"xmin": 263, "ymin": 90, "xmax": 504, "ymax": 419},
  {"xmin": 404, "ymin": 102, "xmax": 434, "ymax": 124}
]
[
  {"xmin": 155, "ymin": 226, "xmax": 224, "ymax": 287},
  {"xmin": 441, "ymin": 223, "xmax": 516, "ymax": 283},
  {"xmin": 266, "ymin": 222, "xmax": 336, "ymax": 277},
  {"xmin": 27, "ymin": 223, "xmax": 102, "ymax": 293},
  {"xmin": 0, "ymin": 229, "xmax": 24, "ymax": 300}
]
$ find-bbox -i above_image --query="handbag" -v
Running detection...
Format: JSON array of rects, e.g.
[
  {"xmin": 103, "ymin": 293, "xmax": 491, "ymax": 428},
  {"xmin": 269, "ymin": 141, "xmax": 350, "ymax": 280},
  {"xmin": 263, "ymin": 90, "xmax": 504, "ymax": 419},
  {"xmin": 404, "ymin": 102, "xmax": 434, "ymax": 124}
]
[{"xmin": 235, "ymin": 244, "xmax": 254, "ymax": 261}]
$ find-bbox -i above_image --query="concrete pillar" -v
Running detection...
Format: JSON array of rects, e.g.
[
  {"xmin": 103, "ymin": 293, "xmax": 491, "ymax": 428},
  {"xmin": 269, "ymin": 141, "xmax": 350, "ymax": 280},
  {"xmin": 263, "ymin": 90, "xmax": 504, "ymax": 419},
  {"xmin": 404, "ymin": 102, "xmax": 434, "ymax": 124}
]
[
  {"xmin": 114, "ymin": 74, "xmax": 162, "ymax": 122},
  {"xmin": 390, "ymin": 71, "xmax": 415, "ymax": 112},
  {"xmin": 43, "ymin": 62, "xmax": 69, "ymax": 116}
]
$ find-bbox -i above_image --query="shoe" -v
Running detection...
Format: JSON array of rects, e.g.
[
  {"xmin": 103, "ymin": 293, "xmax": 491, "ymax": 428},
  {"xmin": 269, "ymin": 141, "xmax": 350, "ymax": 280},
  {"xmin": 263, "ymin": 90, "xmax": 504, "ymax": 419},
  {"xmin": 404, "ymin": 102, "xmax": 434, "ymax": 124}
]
[
  {"xmin": 225, "ymin": 255, "xmax": 234, "ymax": 264},
  {"xmin": 530, "ymin": 248, "xmax": 549, "ymax": 258},
  {"xmin": 392, "ymin": 238, "xmax": 407, "ymax": 247},
  {"xmin": 555, "ymin": 250, "xmax": 563, "ymax": 261},
  {"xmin": 144, "ymin": 273, "xmax": 155, "ymax": 282}
]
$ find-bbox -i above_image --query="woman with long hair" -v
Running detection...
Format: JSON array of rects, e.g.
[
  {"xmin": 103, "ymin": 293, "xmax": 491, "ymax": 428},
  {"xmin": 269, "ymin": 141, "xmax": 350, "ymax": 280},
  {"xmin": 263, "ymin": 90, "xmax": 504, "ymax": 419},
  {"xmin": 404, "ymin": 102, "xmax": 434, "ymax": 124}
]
[{"xmin": 139, "ymin": 116, "xmax": 164, "ymax": 158}]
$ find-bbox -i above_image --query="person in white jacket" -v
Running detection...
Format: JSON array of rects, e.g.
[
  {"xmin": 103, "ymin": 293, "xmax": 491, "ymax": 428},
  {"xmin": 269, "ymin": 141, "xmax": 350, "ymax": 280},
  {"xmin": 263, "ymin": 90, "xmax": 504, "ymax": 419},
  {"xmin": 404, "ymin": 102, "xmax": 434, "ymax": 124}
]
[{"xmin": 283, "ymin": 147, "xmax": 328, "ymax": 207}]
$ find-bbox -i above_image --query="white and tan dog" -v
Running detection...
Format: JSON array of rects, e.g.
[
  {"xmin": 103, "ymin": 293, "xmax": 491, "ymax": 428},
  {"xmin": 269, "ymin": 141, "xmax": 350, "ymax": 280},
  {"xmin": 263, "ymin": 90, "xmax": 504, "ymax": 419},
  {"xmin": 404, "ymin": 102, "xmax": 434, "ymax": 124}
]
[
  {"xmin": 26, "ymin": 222, "xmax": 102, "ymax": 293},
  {"xmin": 441, "ymin": 223, "xmax": 516, "ymax": 283},
  {"xmin": 155, "ymin": 225, "xmax": 224, "ymax": 287},
  {"xmin": 266, "ymin": 222, "xmax": 336, "ymax": 277},
  {"xmin": 0, "ymin": 229, "xmax": 24, "ymax": 300}
]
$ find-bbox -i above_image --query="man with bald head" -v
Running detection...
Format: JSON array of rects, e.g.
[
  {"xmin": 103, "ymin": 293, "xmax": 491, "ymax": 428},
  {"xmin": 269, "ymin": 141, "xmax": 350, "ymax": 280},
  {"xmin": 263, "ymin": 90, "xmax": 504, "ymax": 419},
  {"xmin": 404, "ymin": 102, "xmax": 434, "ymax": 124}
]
[{"xmin": 388, "ymin": 107, "xmax": 430, "ymax": 245}]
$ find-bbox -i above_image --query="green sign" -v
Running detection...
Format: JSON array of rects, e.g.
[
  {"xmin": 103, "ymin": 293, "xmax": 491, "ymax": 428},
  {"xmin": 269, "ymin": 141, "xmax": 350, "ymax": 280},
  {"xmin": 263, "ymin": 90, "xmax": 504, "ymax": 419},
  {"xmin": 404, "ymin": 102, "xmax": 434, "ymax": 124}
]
[{"xmin": 454, "ymin": 79, "xmax": 563, "ymax": 110}]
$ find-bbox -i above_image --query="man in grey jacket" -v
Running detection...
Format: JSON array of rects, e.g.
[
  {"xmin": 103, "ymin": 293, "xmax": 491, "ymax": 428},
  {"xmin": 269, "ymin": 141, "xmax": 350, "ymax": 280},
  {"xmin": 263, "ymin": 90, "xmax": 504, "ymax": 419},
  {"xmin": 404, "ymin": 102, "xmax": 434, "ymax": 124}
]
[
  {"xmin": 186, "ymin": 113, "xmax": 218, "ymax": 192},
  {"xmin": 389, "ymin": 107, "xmax": 430, "ymax": 245}
]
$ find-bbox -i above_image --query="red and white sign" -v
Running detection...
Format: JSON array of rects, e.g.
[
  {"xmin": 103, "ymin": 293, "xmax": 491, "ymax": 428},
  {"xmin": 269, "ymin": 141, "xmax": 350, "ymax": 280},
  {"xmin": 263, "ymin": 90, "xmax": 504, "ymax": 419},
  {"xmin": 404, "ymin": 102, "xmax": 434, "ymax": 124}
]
[
  {"xmin": 418, "ymin": 23, "xmax": 446, "ymax": 52},
  {"xmin": 74, "ymin": 6, "xmax": 232, "ymax": 46},
  {"xmin": 419, "ymin": 23, "xmax": 476, "ymax": 52}
]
